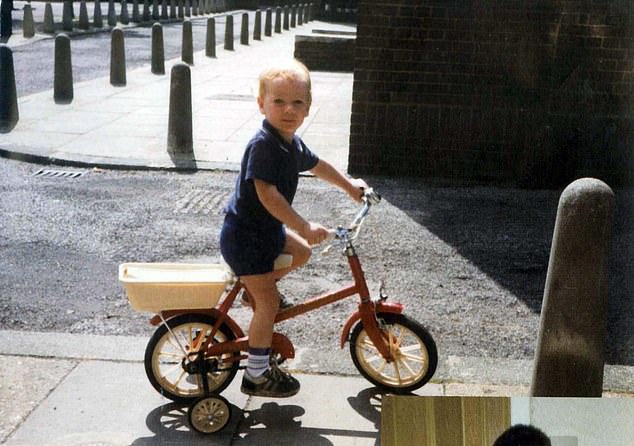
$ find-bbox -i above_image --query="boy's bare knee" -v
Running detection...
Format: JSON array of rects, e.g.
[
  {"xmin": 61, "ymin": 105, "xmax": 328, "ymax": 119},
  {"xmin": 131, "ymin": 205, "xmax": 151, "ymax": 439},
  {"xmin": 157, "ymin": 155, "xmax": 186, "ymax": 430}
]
[{"xmin": 294, "ymin": 245, "xmax": 311, "ymax": 267}]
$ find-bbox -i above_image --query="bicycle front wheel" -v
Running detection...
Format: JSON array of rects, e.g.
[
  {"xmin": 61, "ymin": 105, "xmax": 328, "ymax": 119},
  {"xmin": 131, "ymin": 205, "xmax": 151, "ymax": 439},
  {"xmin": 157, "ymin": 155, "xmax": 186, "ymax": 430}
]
[
  {"xmin": 350, "ymin": 313, "xmax": 437, "ymax": 394},
  {"xmin": 144, "ymin": 314, "xmax": 240, "ymax": 403}
]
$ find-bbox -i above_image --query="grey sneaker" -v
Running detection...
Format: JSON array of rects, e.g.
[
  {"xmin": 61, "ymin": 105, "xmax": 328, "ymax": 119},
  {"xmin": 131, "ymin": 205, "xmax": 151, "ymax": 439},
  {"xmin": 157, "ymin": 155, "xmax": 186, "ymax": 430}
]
[{"xmin": 241, "ymin": 366, "xmax": 300, "ymax": 398}]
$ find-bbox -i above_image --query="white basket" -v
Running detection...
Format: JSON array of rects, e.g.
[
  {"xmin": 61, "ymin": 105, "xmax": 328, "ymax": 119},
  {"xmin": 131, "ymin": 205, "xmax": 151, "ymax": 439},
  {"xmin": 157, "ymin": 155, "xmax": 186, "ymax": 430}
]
[{"xmin": 119, "ymin": 263, "xmax": 233, "ymax": 312}]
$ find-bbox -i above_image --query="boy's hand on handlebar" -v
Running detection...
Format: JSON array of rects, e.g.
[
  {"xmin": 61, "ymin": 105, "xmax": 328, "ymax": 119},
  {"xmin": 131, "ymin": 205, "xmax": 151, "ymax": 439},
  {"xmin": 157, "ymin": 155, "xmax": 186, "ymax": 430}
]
[
  {"xmin": 300, "ymin": 221, "xmax": 331, "ymax": 246},
  {"xmin": 348, "ymin": 178, "xmax": 369, "ymax": 203}
]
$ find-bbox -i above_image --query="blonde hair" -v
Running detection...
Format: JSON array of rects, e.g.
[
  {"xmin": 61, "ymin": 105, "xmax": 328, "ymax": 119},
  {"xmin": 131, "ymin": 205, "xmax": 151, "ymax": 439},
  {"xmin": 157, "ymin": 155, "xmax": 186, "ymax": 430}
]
[{"xmin": 258, "ymin": 60, "xmax": 312, "ymax": 104}]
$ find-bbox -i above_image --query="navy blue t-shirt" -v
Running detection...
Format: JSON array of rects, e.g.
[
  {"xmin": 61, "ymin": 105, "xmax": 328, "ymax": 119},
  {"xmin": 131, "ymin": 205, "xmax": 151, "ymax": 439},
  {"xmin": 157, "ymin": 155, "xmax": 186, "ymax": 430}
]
[
  {"xmin": 224, "ymin": 119, "xmax": 319, "ymax": 230},
  {"xmin": 219, "ymin": 120, "xmax": 319, "ymax": 276}
]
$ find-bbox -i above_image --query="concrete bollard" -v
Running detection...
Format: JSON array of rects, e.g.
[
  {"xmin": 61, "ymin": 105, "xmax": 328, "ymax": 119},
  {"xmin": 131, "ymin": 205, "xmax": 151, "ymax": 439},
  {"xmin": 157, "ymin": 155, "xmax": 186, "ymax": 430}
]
[
  {"xmin": 297, "ymin": 4, "xmax": 303, "ymax": 25},
  {"xmin": 191, "ymin": 0, "xmax": 197, "ymax": 16},
  {"xmin": 531, "ymin": 178, "xmax": 615, "ymax": 397},
  {"xmin": 78, "ymin": 0, "xmax": 90, "ymax": 29},
  {"xmin": 224, "ymin": 14, "xmax": 233, "ymax": 50},
  {"xmin": 253, "ymin": 9, "xmax": 261, "ymax": 41},
  {"xmin": 264, "ymin": 8, "xmax": 271, "ymax": 37},
  {"xmin": 283, "ymin": 5, "xmax": 289, "ymax": 30},
  {"xmin": 304, "ymin": 2, "xmax": 309, "ymax": 22},
  {"xmin": 152, "ymin": 0, "xmax": 159, "ymax": 20},
  {"xmin": 290, "ymin": 4, "xmax": 296, "ymax": 28},
  {"xmin": 205, "ymin": 17, "xmax": 215, "ymax": 58},
  {"xmin": 93, "ymin": 0, "xmax": 103, "ymax": 27},
  {"xmin": 142, "ymin": 0, "xmax": 150, "ymax": 21},
  {"xmin": 274, "ymin": 6, "xmax": 281, "ymax": 33},
  {"xmin": 107, "ymin": 0, "xmax": 117, "ymax": 26},
  {"xmin": 62, "ymin": 0, "xmax": 73, "ymax": 31},
  {"xmin": 120, "ymin": 0, "xmax": 130, "ymax": 24},
  {"xmin": 184, "ymin": 0, "xmax": 190, "ymax": 17},
  {"xmin": 167, "ymin": 63, "xmax": 193, "ymax": 157},
  {"xmin": 43, "ymin": 2, "xmax": 55, "ymax": 33},
  {"xmin": 151, "ymin": 22, "xmax": 164, "ymax": 74},
  {"xmin": 181, "ymin": 19, "xmax": 193, "ymax": 64},
  {"xmin": 110, "ymin": 27, "xmax": 126, "ymax": 86},
  {"xmin": 132, "ymin": 0, "xmax": 140, "ymax": 22},
  {"xmin": 240, "ymin": 12, "xmax": 248, "ymax": 45},
  {"xmin": 54, "ymin": 34, "xmax": 73, "ymax": 104},
  {"xmin": 177, "ymin": 0, "xmax": 184, "ymax": 19},
  {"xmin": 22, "ymin": 4, "xmax": 35, "ymax": 37},
  {"xmin": 169, "ymin": 0, "xmax": 176, "ymax": 19},
  {"xmin": 0, "ymin": 45, "xmax": 19, "ymax": 133},
  {"xmin": 161, "ymin": 0, "xmax": 168, "ymax": 19}
]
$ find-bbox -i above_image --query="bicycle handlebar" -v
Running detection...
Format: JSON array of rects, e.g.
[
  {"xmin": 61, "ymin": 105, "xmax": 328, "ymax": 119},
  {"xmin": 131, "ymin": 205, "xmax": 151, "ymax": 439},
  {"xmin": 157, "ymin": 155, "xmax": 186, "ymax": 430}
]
[{"xmin": 322, "ymin": 188, "xmax": 381, "ymax": 253}]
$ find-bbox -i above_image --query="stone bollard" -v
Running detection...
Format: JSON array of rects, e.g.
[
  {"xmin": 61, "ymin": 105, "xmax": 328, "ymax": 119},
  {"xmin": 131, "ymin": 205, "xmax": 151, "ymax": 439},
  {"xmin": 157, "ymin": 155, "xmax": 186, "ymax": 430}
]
[
  {"xmin": 177, "ymin": 0, "xmax": 184, "ymax": 19},
  {"xmin": 161, "ymin": 0, "xmax": 168, "ymax": 19},
  {"xmin": 274, "ymin": 7, "xmax": 281, "ymax": 33},
  {"xmin": 181, "ymin": 19, "xmax": 193, "ymax": 64},
  {"xmin": 107, "ymin": 0, "xmax": 117, "ymax": 26},
  {"xmin": 167, "ymin": 63, "xmax": 193, "ymax": 157},
  {"xmin": 184, "ymin": 0, "xmax": 190, "ymax": 17},
  {"xmin": 290, "ymin": 4, "xmax": 296, "ymax": 28},
  {"xmin": 169, "ymin": 0, "xmax": 176, "ymax": 19},
  {"xmin": 531, "ymin": 178, "xmax": 615, "ymax": 397},
  {"xmin": 120, "ymin": 0, "xmax": 129, "ymax": 24},
  {"xmin": 152, "ymin": 0, "xmax": 159, "ymax": 20},
  {"xmin": 264, "ymin": 8, "xmax": 271, "ymax": 37},
  {"xmin": 78, "ymin": 0, "xmax": 90, "ymax": 29},
  {"xmin": 205, "ymin": 17, "xmax": 215, "ymax": 58},
  {"xmin": 93, "ymin": 0, "xmax": 103, "ymax": 27},
  {"xmin": 22, "ymin": 4, "xmax": 35, "ymax": 37},
  {"xmin": 54, "ymin": 34, "xmax": 73, "ymax": 104},
  {"xmin": 132, "ymin": 0, "xmax": 140, "ymax": 22},
  {"xmin": 0, "ymin": 45, "xmax": 19, "ymax": 133},
  {"xmin": 191, "ymin": 0, "xmax": 197, "ymax": 16},
  {"xmin": 240, "ymin": 12, "xmax": 248, "ymax": 45},
  {"xmin": 142, "ymin": 0, "xmax": 150, "ymax": 21},
  {"xmin": 110, "ymin": 27, "xmax": 126, "ymax": 86},
  {"xmin": 304, "ymin": 2, "xmax": 309, "ymax": 22},
  {"xmin": 62, "ymin": 0, "xmax": 73, "ymax": 31},
  {"xmin": 224, "ymin": 14, "xmax": 233, "ymax": 50},
  {"xmin": 43, "ymin": 2, "xmax": 55, "ymax": 33},
  {"xmin": 297, "ymin": 3, "xmax": 303, "ymax": 25},
  {"xmin": 151, "ymin": 22, "xmax": 164, "ymax": 74},
  {"xmin": 253, "ymin": 9, "xmax": 261, "ymax": 40},
  {"xmin": 283, "ymin": 5, "xmax": 289, "ymax": 30}
]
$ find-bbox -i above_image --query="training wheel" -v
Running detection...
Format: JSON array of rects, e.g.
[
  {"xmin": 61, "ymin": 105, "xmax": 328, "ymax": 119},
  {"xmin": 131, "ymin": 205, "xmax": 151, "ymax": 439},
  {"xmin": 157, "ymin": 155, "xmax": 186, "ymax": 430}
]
[{"xmin": 188, "ymin": 394, "xmax": 232, "ymax": 434}]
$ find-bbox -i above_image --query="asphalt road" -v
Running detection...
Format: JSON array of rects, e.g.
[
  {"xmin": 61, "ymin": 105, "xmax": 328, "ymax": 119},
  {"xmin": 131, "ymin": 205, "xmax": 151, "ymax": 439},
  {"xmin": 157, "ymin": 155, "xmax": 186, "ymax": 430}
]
[{"xmin": 1, "ymin": 156, "xmax": 633, "ymax": 375}]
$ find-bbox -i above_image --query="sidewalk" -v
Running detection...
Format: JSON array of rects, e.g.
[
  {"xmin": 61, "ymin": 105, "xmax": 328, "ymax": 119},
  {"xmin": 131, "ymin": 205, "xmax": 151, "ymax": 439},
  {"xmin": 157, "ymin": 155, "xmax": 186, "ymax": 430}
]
[
  {"xmin": 1, "ymin": 15, "xmax": 353, "ymax": 173},
  {"xmin": 1, "ymin": 329, "xmax": 633, "ymax": 445}
]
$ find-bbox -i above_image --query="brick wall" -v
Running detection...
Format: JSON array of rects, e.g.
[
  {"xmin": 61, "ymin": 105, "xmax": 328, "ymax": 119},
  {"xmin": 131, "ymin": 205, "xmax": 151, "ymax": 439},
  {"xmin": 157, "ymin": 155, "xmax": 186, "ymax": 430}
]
[{"xmin": 349, "ymin": 0, "xmax": 634, "ymax": 187}]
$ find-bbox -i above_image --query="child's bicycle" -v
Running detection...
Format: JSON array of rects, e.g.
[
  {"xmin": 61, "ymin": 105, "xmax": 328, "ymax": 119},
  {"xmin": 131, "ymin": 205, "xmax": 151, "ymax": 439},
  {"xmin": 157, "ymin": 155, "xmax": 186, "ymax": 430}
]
[{"xmin": 119, "ymin": 189, "xmax": 437, "ymax": 434}]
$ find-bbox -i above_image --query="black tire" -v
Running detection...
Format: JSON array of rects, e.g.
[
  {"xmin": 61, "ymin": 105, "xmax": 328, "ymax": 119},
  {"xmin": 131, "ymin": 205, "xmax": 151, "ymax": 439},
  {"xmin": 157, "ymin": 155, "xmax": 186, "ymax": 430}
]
[
  {"xmin": 144, "ymin": 313, "xmax": 240, "ymax": 403},
  {"xmin": 349, "ymin": 313, "xmax": 437, "ymax": 394},
  {"xmin": 188, "ymin": 394, "xmax": 232, "ymax": 434}
]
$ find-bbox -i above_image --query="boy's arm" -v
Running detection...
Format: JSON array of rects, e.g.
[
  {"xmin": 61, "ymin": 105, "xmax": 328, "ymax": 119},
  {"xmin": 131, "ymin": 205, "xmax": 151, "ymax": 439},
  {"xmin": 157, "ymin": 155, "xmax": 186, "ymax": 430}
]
[
  {"xmin": 310, "ymin": 159, "xmax": 366, "ymax": 202},
  {"xmin": 254, "ymin": 179, "xmax": 329, "ymax": 245}
]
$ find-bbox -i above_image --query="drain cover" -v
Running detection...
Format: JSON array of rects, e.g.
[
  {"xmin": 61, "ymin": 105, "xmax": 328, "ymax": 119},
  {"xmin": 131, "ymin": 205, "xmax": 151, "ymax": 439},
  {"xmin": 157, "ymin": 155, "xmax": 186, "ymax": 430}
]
[
  {"xmin": 33, "ymin": 168, "xmax": 85, "ymax": 179},
  {"xmin": 174, "ymin": 189, "xmax": 231, "ymax": 214}
]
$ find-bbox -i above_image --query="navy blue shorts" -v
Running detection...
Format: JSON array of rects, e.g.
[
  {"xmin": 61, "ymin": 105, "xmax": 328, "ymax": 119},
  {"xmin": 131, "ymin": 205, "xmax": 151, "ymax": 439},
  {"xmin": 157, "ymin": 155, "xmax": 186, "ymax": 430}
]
[{"xmin": 219, "ymin": 217, "xmax": 285, "ymax": 276}]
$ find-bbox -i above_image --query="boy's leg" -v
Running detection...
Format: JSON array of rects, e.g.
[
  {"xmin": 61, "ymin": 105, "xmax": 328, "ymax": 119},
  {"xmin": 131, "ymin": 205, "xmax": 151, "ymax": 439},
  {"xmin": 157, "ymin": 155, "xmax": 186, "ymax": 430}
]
[
  {"xmin": 271, "ymin": 228, "xmax": 312, "ymax": 280},
  {"xmin": 240, "ymin": 272, "xmax": 300, "ymax": 397}
]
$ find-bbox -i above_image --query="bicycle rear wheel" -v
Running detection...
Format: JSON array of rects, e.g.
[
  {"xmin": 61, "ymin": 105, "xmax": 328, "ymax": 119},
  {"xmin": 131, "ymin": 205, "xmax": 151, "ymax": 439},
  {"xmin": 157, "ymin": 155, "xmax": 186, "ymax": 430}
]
[
  {"xmin": 144, "ymin": 313, "xmax": 240, "ymax": 403},
  {"xmin": 350, "ymin": 313, "xmax": 437, "ymax": 393}
]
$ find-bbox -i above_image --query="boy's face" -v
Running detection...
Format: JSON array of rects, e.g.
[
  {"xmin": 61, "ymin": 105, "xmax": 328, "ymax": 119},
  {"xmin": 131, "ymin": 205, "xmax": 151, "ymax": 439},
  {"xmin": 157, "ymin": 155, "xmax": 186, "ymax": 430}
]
[{"xmin": 257, "ymin": 76, "xmax": 310, "ymax": 143}]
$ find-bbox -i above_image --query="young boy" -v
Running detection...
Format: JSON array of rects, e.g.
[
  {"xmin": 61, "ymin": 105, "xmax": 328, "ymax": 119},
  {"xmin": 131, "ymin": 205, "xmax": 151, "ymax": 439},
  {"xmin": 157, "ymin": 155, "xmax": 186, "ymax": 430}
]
[{"xmin": 220, "ymin": 60, "xmax": 367, "ymax": 398}]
